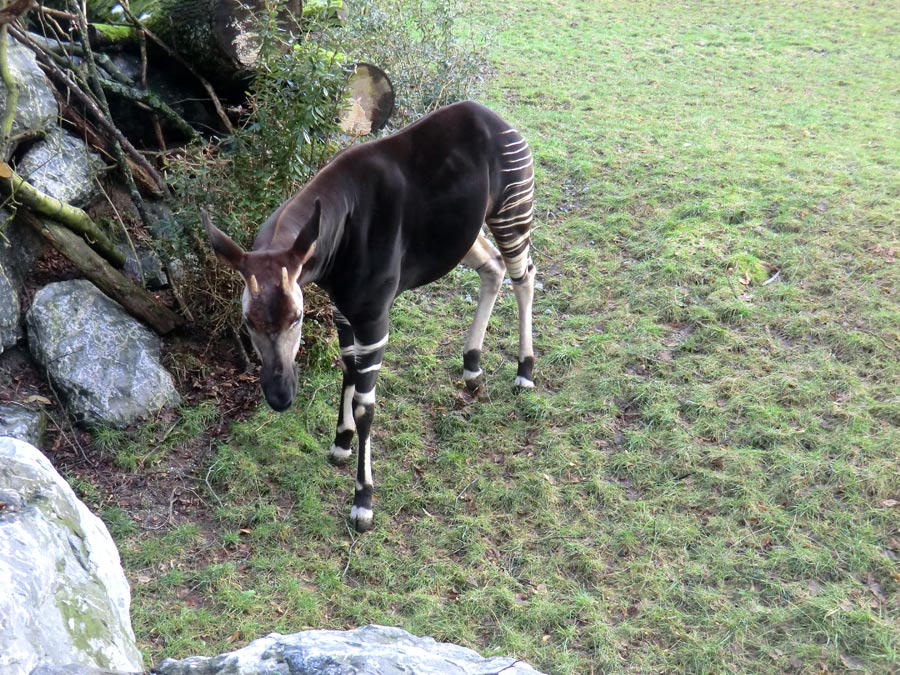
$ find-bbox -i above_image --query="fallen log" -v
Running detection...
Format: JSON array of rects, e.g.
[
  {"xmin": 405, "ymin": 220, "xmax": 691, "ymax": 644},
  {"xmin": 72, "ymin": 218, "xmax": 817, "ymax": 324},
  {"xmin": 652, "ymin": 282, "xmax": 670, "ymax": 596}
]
[
  {"xmin": 18, "ymin": 209, "xmax": 185, "ymax": 335},
  {"xmin": 145, "ymin": 0, "xmax": 303, "ymax": 88}
]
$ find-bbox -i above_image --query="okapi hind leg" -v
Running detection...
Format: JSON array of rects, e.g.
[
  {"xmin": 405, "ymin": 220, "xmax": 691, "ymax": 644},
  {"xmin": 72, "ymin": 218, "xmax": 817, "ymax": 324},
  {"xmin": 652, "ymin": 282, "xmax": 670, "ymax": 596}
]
[
  {"xmin": 511, "ymin": 258, "xmax": 536, "ymax": 388},
  {"xmin": 461, "ymin": 232, "xmax": 506, "ymax": 389}
]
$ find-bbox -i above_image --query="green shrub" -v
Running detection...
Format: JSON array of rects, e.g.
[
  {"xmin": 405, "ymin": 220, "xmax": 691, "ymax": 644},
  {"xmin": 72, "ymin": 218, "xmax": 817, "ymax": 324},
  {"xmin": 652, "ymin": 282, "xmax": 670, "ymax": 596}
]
[{"xmin": 167, "ymin": 0, "xmax": 490, "ymax": 336}]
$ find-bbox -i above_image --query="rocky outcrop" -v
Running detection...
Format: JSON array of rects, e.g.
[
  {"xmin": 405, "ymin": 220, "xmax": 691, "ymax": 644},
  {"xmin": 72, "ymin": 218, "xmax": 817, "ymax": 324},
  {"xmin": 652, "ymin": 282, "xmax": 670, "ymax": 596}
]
[
  {"xmin": 154, "ymin": 625, "xmax": 545, "ymax": 675},
  {"xmin": 0, "ymin": 437, "xmax": 144, "ymax": 675},
  {"xmin": 26, "ymin": 279, "xmax": 180, "ymax": 427},
  {"xmin": 0, "ymin": 34, "xmax": 58, "ymax": 138},
  {"xmin": 0, "ymin": 259, "xmax": 20, "ymax": 352},
  {"xmin": 0, "ymin": 403, "xmax": 46, "ymax": 446},
  {"xmin": 16, "ymin": 127, "xmax": 105, "ymax": 208}
]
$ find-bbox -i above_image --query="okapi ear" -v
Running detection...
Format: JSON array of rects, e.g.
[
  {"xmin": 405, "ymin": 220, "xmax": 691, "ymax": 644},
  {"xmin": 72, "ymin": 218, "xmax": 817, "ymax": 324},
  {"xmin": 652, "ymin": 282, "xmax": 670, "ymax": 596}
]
[
  {"xmin": 202, "ymin": 208, "xmax": 245, "ymax": 271},
  {"xmin": 290, "ymin": 198, "xmax": 321, "ymax": 264}
]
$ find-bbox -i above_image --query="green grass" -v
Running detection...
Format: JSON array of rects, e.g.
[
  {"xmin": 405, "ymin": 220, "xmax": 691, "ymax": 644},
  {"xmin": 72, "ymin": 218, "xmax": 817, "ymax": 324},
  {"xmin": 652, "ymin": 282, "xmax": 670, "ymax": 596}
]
[{"xmin": 93, "ymin": 1, "xmax": 899, "ymax": 673}]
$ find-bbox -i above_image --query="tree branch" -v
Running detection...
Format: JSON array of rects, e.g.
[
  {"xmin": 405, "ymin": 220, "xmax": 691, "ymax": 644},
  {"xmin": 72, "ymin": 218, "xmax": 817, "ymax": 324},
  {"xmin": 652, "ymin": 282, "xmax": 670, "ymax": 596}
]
[{"xmin": 0, "ymin": 160, "xmax": 126, "ymax": 266}]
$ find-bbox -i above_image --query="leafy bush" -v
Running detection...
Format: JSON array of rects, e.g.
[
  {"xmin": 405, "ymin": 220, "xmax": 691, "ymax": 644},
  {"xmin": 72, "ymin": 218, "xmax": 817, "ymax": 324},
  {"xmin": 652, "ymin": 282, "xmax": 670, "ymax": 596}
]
[
  {"xmin": 167, "ymin": 0, "xmax": 490, "ymax": 336},
  {"xmin": 341, "ymin": 0, "xmax": 490, "ymax": 125}
]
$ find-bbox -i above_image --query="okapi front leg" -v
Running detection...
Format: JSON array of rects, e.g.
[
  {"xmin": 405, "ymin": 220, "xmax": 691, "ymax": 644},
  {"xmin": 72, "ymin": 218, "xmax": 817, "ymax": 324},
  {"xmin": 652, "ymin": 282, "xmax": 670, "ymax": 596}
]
[
  {"xmin": 329, "ymin": 308, "xmax": 356, "ymax": 464},
  {"xmin": 349, "ymin": 326, "xmax": 388, "ymax": 532}
]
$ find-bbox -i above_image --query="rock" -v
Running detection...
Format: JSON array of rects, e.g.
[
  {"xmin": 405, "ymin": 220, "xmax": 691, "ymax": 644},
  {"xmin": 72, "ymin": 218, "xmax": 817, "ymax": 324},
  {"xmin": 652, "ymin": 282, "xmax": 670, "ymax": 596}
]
[
  {"xmin": 29, "ymin": 665, "xmax": 135, "ymax": 675},
  {"xmin": 0, "ymin": 403, "xmax": 46, "ymax": 446},
  {"xmin": 154, "ymin": 625, "xmax": 545, "ymax": 675},
  {"xmin": 0, "ymin": 437, "xmax": 144, "ymax": 675},
  {"xmin": 0, "ymin": 259, "xmax": 20, "ymax": 352},
  {"xmin": 16, "ymin": 128, "xmax": 105, "ymax": 208},
  {"xmin": 0, "ymin": 34, "xmax": 58, "ymax": 140},
  {"xmin": 26, "ymin": 279, "xmax": 180, "ymax": 427},
  {"xmin": 122, "ymin": 245, "xmax": 168, "ymax": 290},
  {"xmin": 0, "ymin": 208, "xmax": 45, "ymax": 285}
]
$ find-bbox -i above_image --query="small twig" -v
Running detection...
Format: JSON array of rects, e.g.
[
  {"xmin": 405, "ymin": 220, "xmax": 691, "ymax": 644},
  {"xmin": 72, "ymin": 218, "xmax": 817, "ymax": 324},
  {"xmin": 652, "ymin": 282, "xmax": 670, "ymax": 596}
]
[
  {"xmin": 454, "ymin": 476, "xmax": 479, "ymax": 510},
  {"xmin": 67, "ymin": 0, "xmax": 160, "ymax": 234},
  {"xmin": 762, "ymin": 269, "xmax": 781, "ymax": 286},
  {"xmin": 166, "ymin": 260, "xmax": 195, "ymax": 323},
  {"xmin": 229, "ymin": 324, "xmax": 251, "ymax": 372},
  {"xmin": 204, "ymin": 456, "xmax": 225, "ymax": 508},
  {"xmin": 485, "ymin": 660, "xmax": 527, "ymax": 675},
  {"xmin": 304, "ymin": 381, "xmax": 331, "ymax": 434},
  {"xmin": 341, "ymin": 523, "xmax": 361, "ymax": 578},
  {"xmin": 725, "ymin": 272, "xmax": 740, "ymax": 300},
  {"xmin": 93, "ymin": 176, "xmax": 144, "ymax": 285},
  {"xmin": 42, "ymin": 372, "xmax": 96, "ymax": 468}
]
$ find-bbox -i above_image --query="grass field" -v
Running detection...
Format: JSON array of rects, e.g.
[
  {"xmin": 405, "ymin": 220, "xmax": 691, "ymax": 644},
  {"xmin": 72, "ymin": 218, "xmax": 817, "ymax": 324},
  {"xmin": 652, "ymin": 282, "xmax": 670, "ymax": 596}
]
[{"xmin": 88, "ymin": 1, "xmax": 899, "ymax": 673}]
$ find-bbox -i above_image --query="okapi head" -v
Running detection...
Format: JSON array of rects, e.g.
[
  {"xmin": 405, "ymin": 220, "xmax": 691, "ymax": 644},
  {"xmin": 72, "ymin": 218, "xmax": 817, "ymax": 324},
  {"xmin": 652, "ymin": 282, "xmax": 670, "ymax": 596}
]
[{"xmin": 202, "ymin": 202, "xmax": 320, "ymax": 411}]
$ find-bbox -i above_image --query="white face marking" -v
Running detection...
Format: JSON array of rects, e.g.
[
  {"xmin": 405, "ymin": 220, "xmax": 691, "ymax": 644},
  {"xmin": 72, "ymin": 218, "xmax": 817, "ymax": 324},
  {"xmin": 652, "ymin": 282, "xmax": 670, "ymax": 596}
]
[{"xmin": 244, "ymin": 281, "xmax": 305, "ymax": 370}]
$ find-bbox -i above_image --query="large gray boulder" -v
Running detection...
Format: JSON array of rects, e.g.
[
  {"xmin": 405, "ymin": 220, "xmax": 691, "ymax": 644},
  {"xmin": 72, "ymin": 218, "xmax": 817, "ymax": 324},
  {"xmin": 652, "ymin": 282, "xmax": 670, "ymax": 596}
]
[
  {"xmin": 0, "ymin": 403, "xmax": 46, "ymax": 446},
  {"xmin": 26, "ymin": 279, "xmax": 180, "ymax": 427},
  {"xmin": 0, "ymin": 34, "xmax": 58, "ymax": 139},
  {"xmin": 0, "ymin": 208, "xmax": 45, "ymax": 284},
  {"xmin": 16, "ymin": 127, "xmax": 104, "ymax": 208},
  {"xmin": 0, "ymin": 259, "xmax": 20, "ymax": 352},
  {"xmin": 154, "ymin": 625, "xmax": 545, "ymax": 675},
  {"xmin": 0, "ymin": 437, "xmax": 144, "ymax": 675}
]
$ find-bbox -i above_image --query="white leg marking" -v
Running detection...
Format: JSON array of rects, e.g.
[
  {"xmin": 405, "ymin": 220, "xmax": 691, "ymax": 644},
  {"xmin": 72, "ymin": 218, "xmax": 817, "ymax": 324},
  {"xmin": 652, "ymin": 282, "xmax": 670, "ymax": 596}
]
[
  {"xmin": 337, "ymin": 385, "xmax": 356, "ymax": 432},
  {"xmin": 357, "ymin": 362, "xmax": 382, "ymax": 374},
  {"xmin": 354, "ymin": 388, "xmax": 376, "ymax": 406},
  {"xmin": 514, "ymin": 375, "xmax": 536, "ymax": 388},
  {"xmin": 354, "ymin": 334, "xmax": 389, "ymax": 355},
  {"xmin": 462, "ymin": 235, "xmax": 505, "ymax": 357},
  {"xmin": 329, "ymin": 444, "xmax": 352, "ymax": 462},
  {"xmin": 350, "ymin": 505, "xmax": 374, "ymax": 527},
  {"xmin": 464, "ymin": 368, "xmax": 484, "ymax": 382},
  {"xmin": 362, "ymin": 437, "xmax": 373, "ymax": 485}
]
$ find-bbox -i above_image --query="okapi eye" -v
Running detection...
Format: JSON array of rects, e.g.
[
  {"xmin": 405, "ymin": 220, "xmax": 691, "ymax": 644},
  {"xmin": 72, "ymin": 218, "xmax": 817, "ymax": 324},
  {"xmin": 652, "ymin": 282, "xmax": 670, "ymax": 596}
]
[{"xmin": 291, "ymin": 316, "xmax": 303, "ymax": 329}]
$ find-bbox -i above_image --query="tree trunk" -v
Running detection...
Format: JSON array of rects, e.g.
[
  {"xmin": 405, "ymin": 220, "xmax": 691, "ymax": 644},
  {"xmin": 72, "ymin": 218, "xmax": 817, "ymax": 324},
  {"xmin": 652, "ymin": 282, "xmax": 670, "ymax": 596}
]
[{"xmin": 145, "ymin": 0, "xmax": 303, "ymax": 87}]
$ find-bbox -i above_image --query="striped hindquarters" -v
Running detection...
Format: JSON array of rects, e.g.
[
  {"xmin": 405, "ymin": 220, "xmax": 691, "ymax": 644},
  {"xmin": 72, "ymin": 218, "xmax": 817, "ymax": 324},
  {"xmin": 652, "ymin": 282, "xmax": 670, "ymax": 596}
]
[{"xmin": 486, "ymin": 128, "xmax": 535, "ymax": 281}]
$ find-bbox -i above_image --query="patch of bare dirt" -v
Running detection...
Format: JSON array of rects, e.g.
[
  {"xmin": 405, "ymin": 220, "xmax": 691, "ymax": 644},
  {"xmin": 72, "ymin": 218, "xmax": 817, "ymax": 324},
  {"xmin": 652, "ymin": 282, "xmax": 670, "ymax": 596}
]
[{"xmin": 3, "ymin": 241, "xmax": 266, "ymax": 537}]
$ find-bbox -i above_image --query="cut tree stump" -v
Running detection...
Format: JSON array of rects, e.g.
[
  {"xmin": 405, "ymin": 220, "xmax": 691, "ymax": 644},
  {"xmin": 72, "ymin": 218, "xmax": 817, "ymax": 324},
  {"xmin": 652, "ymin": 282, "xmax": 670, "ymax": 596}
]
[{"xmin": 339, "ymin": 63, "xmax": 394, "ymax": 136}]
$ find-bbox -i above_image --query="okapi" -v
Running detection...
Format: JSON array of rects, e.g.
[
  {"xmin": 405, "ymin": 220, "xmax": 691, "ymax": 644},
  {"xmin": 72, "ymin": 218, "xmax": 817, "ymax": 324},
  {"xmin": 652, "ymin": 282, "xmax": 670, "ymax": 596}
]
[{"xmin": 203, "ymin": 100, "xmax": 536, "ymax": 531}]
